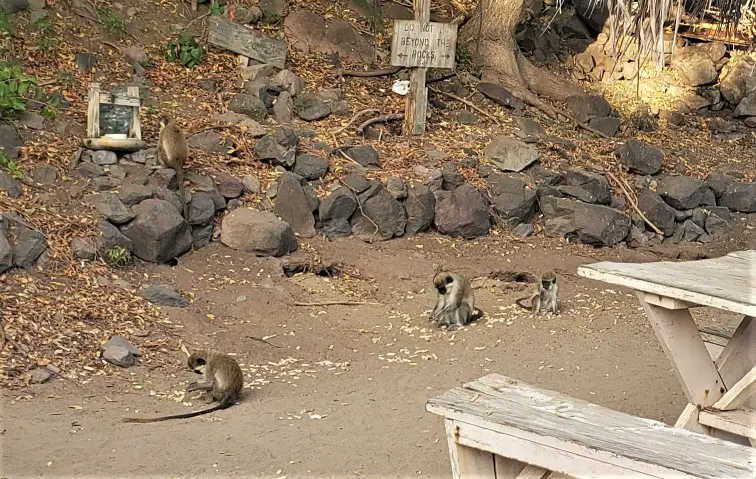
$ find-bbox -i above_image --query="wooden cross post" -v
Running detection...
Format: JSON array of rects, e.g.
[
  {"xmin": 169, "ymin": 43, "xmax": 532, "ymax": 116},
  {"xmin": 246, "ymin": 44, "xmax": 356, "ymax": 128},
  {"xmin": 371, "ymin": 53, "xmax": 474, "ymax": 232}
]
[
  {"xmin": 404, "ymin": 0, "xmax": 431, "ymax": 136},
  {"xmin": 390, "ymin": 3, "xmax": 458, "ymax": 136}
]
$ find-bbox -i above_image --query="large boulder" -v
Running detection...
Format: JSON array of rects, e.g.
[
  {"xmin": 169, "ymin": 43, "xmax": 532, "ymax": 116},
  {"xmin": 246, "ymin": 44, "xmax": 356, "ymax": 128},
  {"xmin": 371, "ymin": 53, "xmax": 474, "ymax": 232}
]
[
  {"xmin": 221, "ymin": 209, "xmax": 297, "ymax": 256},
  {"xmin": 484, "ymin": 137, "xmax": 539, "ymax": 172},
  {"xmin": 637, "ymin": 189, "xmax": 677, "ymax": 236},
  {"xmin": 3, "ymin": 213, "xmax": 48, "ymax": 269},
  {"xmin": 719, "ymin": 55, "xmax": 756, "ymax": 105},
  {"xmin": 319, "ymin": 186, "xmax": 357, "ymax": 238},
  {"xmin": 403, "ymin": 184, "xmax": 436, "ymax": 235},
  {"xmin": 253, "ymin": 126, "xmax": 299, "ymax": 168},
  {"xmin": 540, "ymin": 197, "xmax": 631, "ymax": 246},
  {"xmin": 85, "ymin": 192, "xmax": 135, "ymax": 225},
  {"xmin": 672, "ymin": 46, "xmax": 718, "ymax": 86},
  {"xmin": 564, "ymin": 168, "xmax": 612, "ymax": 205},
  {"xmin": 487, "ymin": 175, "xmax": 537, "ymax": 227},
  {"xmin": 657, "ymin": 175, "xmax": 712, "ymax": 210},
  {"xmin": 615, "ymin": 139, "xmax": 663, "ymax": 176},
  {"xmin": 119, "ymin": 199, "xmax": 192, "ymax": 263},
  {"xmin": 719, "ymin": 182, "xmax": 756, "ymax": 213},
  {"xmin": 350, "ymin": 183, "xmax": 407, "ymax": 242},
  {"xmin": 273, "ymin": 173, "xmax": 316, "ymax": 237},
  {"xmin": 434, "ymin": 184, "xmax": 490, "ymax": 238}
]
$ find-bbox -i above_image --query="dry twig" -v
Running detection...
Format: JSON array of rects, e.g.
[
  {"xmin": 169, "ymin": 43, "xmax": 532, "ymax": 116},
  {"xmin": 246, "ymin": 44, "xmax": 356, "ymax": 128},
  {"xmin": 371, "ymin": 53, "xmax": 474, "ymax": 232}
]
[
  {"xmin": 606, "ymin": 171, "xmax": 663, "ymax": 235},
  {"xmin": 429, "ymin": 87, "xmax": 501, "ymax": 125},
  {"xmin": 293, "ymin": 301, "xmax": 382, "ymax": 306}
]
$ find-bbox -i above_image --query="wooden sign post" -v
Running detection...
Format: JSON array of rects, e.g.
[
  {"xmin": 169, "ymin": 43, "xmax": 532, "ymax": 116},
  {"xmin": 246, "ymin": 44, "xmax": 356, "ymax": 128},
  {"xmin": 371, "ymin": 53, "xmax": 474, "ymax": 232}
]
[{"xmin": 390, "ymin": 2, "xmax": 457, "ymax": 136}]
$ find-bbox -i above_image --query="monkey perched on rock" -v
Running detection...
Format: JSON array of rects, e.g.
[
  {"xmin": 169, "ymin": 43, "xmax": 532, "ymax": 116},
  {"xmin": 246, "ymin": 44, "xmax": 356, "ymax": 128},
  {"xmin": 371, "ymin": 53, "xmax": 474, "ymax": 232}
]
[
  {"xmin": 515, "ymin": 271, "xmax": 559, "ymax": 315},
  {"xmin": 429, "ymin": 271, "xmax": 483, "ymax": 331},
  {"xmin": 122, "ymin": 350, "xmax": 243, "ymax": 423},
  {"xmin": 157, "ymin": 116, "xmax": 189, "ymax": 219}
]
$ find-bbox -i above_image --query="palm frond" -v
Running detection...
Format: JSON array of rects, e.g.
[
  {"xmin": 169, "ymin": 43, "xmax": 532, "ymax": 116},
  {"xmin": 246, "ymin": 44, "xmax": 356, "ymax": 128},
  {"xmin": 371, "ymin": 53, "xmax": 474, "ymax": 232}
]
[{"xmin": 575, "ymin": 0, "xmax": 755, "ymax": 69}]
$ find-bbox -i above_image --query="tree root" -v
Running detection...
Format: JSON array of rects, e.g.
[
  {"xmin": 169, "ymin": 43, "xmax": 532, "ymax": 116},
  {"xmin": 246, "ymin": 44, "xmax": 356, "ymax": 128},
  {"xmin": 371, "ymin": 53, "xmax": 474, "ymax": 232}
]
[
  {"xmin": 357, "ymin": 113, "xmax": 404, "ymax": 134},
  {"xmin": 338, "ymin": 66, "xmax": 403, "ymax": 78},
  {"xmin": 429, "ymin": 87, "xmax": 501, "ymax": 124},
  {"xmin": 293, "ymin": 301, "xmax": 381, "ymax": 306}
]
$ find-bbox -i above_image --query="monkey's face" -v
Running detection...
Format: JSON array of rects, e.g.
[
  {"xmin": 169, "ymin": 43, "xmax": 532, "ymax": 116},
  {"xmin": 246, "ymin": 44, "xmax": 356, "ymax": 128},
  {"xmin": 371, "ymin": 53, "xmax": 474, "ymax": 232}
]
[
  {"xmin": 541, "ymin": 276, "xmax": 556, "ymax": 290},
  {"xmin": 187, "ymin": 353, "xmax": 207, "ymax": 375},
  {"xmin": 433, "ymin": 273, "xmax": 454, "ymax": 295}
]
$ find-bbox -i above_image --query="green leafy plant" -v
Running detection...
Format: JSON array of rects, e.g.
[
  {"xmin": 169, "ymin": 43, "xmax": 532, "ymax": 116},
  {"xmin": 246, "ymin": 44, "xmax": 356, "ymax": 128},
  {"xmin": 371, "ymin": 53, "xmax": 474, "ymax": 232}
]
[
  {"xmin": 105, "ymin": 246, "xmax": 131, "ymax": 267},
  {"xmin": 0, "ymin": 150, "xmax": 23, "ymax": 179},
  {"xmin": 35, "ymin": 18, "xmax": 55, "ymax": 51},
  {"xmin": 101, "ymin": 8, "xmax": 125, "ymax": 35},
  {"xmin": 166, "ymin": 30, "xmax": 204, "ymax": 68},
  {"xmin": 209, "ymin": 0, "xmax": 224, "ymax": 16},
  {"xmin": 0, "ymin": 11, "xmax": 12, "ymax": 34},
  {"xmin": 0, "ymin": 61, "xmax": 60, "ymax": 117}
]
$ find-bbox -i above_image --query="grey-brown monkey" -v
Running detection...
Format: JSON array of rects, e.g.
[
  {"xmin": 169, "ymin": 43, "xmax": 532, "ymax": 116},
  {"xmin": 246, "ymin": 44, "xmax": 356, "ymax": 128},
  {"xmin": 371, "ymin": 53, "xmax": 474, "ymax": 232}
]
[
  {"xmin": 157, "ymin": 116, "xmax": 189, "ymax": 219},
  {"xmin": 430, "ymin": 271, "xmax": 481, "ymax": 331},
  {"xmin": 515, "ymin": 271, "xmax": 559, "ymax": 315},
  {"xmin": 122, "ymin": 350, "xmax": 243, "ymax": 423}
]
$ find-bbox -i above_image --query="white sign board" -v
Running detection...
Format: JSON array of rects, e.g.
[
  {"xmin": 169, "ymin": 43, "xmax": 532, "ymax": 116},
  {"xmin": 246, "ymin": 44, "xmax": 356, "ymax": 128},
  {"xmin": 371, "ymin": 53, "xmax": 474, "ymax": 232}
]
[{"xmin": 390, "ymin": 20, "xmax": 458, "ymax": 70}]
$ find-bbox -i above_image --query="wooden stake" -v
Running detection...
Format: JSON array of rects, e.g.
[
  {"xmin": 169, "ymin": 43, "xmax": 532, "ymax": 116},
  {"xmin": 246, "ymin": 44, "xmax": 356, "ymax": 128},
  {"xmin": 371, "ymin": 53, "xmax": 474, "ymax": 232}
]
[{"xmin": 403, "ymin": 0, "xmax": 431, "ymax": 136}]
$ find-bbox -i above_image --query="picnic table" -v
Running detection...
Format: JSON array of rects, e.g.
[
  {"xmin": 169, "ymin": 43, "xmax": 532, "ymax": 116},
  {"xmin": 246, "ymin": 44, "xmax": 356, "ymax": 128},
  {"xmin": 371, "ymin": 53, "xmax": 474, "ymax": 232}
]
[{"xmin": 577, "ymin": 250, "xmax": 756, "ymax": 446}]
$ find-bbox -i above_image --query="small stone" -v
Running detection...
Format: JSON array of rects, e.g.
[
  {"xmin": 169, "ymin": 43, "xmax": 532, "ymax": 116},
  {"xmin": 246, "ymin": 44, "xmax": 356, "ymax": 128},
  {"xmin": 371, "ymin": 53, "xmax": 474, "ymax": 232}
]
[
  {"xmin": 294, "ymin": 94, "xmax": 332, "ymax": 121},
  {"xmin": 269, "ymin": 70, "xmax": 305, "ymax": 97},
  {"xmin": 513, "ymin": 223, "xmax": 534, "ymax": 237},
  {"xmin": 387, "ymin": 177, "xmax": 408, "ymax": 200},
  {"xmin": 29, "ymin": 367, "xmax": 53, "ymax": 384},
  {"xmin": 86, "ymin": 192, "xmax": 135, "ymax": 224},
  {"xmin": 455, "ymin": 110, "xmax": 478, "ymax": 125},
  {"xmin": 273, "ymin": 91, "xmax": 294, "ymax": 123},
  {"xmin": 344, "ymin": 145, "xmax": 381, "ymax": 169},
  {"xmin": 292, "ymin": 154, "xmax": 329, "ymax": 180},
  {"xmin": 70, "ymin": 237, "xmax": 97, "ymax": 260},
  {"xmin": 485, "ymin": 137, "xmax": 539, "ymax": 172},
  {"xmin": 141, "ymin": 284, "xmax": 189, "ymax": 308},
  {"xmin": 243, "ymin": 175, "xmax": 261, "ymax": 194},
  {"xmin": 0, "ymin": 171, "xmax": 22, "ymax": 198},
  {"xmin": 615, "ymin": 139, "xmax": 663, "ymax": 176}
]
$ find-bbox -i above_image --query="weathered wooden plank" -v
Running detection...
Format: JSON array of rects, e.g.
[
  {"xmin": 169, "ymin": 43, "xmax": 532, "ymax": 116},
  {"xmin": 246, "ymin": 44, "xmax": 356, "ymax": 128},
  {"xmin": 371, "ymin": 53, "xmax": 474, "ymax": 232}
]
[
  {"xmin": 640, "ymin": 292, "xmax": 698, "ymax": 310},
  {"xmin": 86, "ymin": 83, "xmax": 100, "ymax": 138},
  {"xmin": 699, "ymin": 408, "xmax": 756, "ymax": 440},
  {"xmin": 208, "ymin": 16, "xmax": 286, "ymax": 69},
  {"xmin": 494, "ymin": 456, "xmax": 527, "ymax": 478},
  {"xmin": 516, "ymin": 465, "xmax": 549, "ymax": 479},
  {"xmin": 81, "ymin": 137, "xmax": 147, "ymax": 152},
  {"xmin": 577, "ymin": 251, "xmax": 756, "ymax": 317},
  {"xmin": 716, "ymin": 316, "xmax": 756, "ymax": 410},
  {"xmin": 639, "ymin": 296, "xmax": 726, "ymax": 407},
  {"xmin": 447, "ymin": 419, "xmax": 666, "ymax": 479},
  {"xmin": 402, "ymin": 0, "xmax": 430, "ymax": 136},
  {"xmin": 445, "ymin": 418, "xmax": 496, "ymax": 478},
  {"xmin": 390, "ymin": 20, "xmax": 457, "ymax": 69},
  {"xmin": 699, "ymin": 325, "xmax": 736, "ymax": 340},
  {"xmin": 126, "ymin": 86, "xmax": 141, "ymax": 140},
  {"xmin": 98, "ymin": 96, "xmax": 141, "ymax": 107},
  {"xmin": 713, "ymin": 366, "xmax": 756, "ymax": 411},
  {"xmin": 427, "ymin": 374, "xmax": 755, "ymax": 479}
]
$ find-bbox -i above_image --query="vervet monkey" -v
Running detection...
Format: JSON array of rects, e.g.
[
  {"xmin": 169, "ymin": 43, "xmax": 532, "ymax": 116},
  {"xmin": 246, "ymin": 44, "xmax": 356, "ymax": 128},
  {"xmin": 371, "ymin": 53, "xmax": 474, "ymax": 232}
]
[
  {"xmin": 430, "ymin": 271, "xmax": 481, "ymax": 331},
  {"xmin": 158, "ymin": 116, "xmax": 189, "ymax": 219},
  {"xmin": 515, "ymin": 271, "xmax": 559, "ymax": 315},
  {"xmin": 122, "ymin": 350, "xmax": 243, "ymax": 423}
]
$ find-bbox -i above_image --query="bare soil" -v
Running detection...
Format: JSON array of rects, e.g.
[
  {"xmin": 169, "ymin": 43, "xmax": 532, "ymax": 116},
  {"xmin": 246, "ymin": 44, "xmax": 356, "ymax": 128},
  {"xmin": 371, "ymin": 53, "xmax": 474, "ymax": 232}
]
[{"xmin": 1, "ymin": 234, "xmax": 748, "ymax": 478}]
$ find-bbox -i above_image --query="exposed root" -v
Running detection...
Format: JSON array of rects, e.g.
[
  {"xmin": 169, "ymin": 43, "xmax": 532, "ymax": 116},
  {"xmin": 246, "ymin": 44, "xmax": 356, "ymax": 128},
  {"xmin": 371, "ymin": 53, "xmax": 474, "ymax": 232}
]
[{"xmin": 357, "ymin": 113, "xmax": 404, "ymax": 134}]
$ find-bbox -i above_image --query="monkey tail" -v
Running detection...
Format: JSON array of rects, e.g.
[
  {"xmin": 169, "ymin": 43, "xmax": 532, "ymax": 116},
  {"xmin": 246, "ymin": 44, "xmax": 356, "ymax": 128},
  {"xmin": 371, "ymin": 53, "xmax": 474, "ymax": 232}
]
[
  {"xmin": 176, "ymin": 169, "xmax": 189, "ymax": 220},
  {"xmin": 121, "ymin": 398, "xmax": 233, "ymax": 423},
  {"xmin": 514, "ymin": 297, "xmax": 531, "ymax": 311}
]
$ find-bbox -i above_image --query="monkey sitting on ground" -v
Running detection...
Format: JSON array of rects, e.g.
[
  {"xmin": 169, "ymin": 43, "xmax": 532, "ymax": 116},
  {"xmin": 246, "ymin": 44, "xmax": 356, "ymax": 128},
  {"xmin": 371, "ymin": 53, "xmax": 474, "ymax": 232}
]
[
  {"xmin": 157, "ymin": 116, "xmax": 189, "ymax": 219},
  {"xmin": 429, "ymin": 271, "xmax": 484, "ymax": 331},
  {"xmin": 122, "ymin": 350, "xmax": 243, "ymax": 423},
  {"xmin": 515, "ymin": 271, "xmax": 559, "ymax": 315}
]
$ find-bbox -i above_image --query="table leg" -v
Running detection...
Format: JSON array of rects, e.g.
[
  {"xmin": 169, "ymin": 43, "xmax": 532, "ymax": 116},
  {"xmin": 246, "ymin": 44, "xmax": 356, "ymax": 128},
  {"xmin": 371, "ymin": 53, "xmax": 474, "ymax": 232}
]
[
  {"xmin": 716, "ymin": 317, "xmax": 756, "ymax": 409},
  {"xmin": 638, "ymin": 293, "xmax": 726, "ymax": 407}
]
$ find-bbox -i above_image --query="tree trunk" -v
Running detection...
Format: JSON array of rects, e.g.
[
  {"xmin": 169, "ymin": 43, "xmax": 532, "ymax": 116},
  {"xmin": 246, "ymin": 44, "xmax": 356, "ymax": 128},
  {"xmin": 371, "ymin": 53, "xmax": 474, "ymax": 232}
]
[{"xmin": 460, "ymin": 0, "xmax": 584, "ymax": 118}]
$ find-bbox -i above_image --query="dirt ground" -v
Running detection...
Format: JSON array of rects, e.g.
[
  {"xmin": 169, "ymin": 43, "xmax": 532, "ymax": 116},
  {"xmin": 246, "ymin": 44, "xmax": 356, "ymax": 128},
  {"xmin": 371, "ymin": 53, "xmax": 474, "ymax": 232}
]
[{"xmin": 2, "ymin": 233, "xmax": 749, "ymax": 479}]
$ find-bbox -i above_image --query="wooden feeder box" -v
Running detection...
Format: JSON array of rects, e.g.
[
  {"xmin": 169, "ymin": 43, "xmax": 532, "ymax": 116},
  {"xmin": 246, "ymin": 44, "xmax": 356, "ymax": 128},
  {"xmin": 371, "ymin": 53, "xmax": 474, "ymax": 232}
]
[{"xmin": 83, "ymin": 83, "xmax": 147, "ymax": 152}]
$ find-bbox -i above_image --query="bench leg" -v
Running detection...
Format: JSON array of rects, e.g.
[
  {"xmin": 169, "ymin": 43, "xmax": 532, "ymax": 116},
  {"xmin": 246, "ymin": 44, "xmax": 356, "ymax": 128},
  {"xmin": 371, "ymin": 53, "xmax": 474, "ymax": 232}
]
[{"xmin": 445, "ymin": 418, "xmax": 497, "ymax": 478}]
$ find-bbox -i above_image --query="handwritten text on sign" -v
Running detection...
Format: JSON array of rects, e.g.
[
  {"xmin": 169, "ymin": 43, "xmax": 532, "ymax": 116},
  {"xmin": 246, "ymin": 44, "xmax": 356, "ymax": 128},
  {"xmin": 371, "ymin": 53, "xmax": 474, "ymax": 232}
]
[{"xmin": 390, "ymin": 20, "xmax": 457, "ymax": 70}]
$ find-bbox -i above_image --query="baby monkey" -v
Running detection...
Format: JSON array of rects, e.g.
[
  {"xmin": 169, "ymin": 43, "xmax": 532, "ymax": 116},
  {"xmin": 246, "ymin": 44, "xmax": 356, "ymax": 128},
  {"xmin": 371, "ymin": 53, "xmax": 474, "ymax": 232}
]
[
  {"xmin": 430, "ymin": 271, "xmax": 482, "ymax": 331},
  {"xmin": 122, "ymin": 350, "xmax": 243, "ymax": 423},
  {"xmin": 515, "ymin": 271, "xmax": 559, "ymax": 315},
  {"xmin": 157, "ymin": 116, "xmax": 189, "ymax": 219}
]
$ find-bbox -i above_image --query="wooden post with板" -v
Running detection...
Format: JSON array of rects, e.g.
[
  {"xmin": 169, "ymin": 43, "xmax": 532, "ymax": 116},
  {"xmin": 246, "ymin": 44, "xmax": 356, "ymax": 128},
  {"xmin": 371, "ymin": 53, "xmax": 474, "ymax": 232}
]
[{"xmin": 390, "ymin": 1, "xmax": 457, "ymax": 136}]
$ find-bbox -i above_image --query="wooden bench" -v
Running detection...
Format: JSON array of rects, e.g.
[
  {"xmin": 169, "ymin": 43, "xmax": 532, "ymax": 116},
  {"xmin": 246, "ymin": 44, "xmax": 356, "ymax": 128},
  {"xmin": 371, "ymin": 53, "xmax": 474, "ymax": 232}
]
[
  {"xmin": 577, "ymin": 250, "xmax": 756, "ymax": 446},
  {"xmin": 426, "ymin": 374, "xmax": 755, "ymax": 479}
]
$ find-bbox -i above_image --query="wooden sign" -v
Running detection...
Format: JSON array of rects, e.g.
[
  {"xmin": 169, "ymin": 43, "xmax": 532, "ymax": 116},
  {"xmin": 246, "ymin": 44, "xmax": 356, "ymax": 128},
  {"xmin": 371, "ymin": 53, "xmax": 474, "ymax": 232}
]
[
  {"xmin": 83, "ymin": 83, "xmax": 146, "ymax": 152},
  {"xmin": 390, "ymin": 20, "xmax": 458, "ymax": 70}
]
